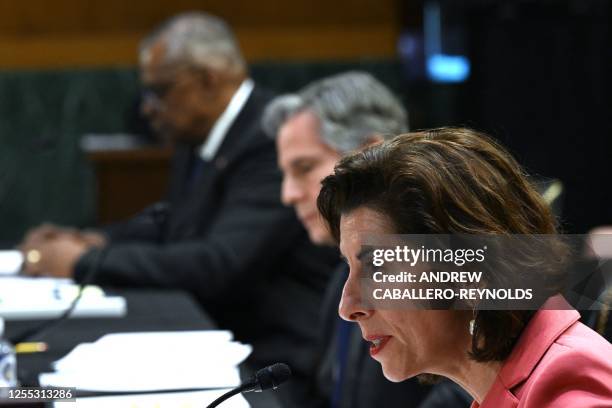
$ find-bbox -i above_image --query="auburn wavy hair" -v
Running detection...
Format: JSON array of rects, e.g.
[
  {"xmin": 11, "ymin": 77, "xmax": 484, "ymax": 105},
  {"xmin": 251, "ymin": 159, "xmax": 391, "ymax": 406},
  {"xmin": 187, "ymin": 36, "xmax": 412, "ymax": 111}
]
[{"xmin": 317, "ymin": 127, "xmax": 569, "ymax": 361}]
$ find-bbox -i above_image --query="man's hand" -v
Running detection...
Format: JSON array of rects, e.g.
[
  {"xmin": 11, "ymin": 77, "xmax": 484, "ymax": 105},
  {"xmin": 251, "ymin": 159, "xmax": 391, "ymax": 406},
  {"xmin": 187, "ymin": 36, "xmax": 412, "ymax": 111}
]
[
  {"xmin": 19, "ymin": 224, "xmax": 107, "ymax": 278},
  {"xmin": 20, "ymin": 223, "xmax": 69, "ymax": 247},
  {"xmin": 78, "ymin": 230, "xmax": 108, "ymax": 248},
  {"xmin": 20, "ymin": 235, "xmax": 90, "ymax": 278}
]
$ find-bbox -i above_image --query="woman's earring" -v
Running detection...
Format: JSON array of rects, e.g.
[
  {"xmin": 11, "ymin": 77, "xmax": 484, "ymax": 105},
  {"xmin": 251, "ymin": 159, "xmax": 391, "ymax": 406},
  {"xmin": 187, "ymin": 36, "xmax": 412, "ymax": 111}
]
[{"xmin": 469, "ymin": 308, "xmax": 477, "ymax": 336}]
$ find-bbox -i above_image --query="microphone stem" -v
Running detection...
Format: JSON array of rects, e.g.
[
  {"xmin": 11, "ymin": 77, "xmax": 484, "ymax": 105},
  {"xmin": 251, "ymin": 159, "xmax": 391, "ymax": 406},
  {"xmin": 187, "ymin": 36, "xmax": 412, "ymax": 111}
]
[{"xmin": 206, "ymin": 384, "xmax": 250, "ymax": 408}]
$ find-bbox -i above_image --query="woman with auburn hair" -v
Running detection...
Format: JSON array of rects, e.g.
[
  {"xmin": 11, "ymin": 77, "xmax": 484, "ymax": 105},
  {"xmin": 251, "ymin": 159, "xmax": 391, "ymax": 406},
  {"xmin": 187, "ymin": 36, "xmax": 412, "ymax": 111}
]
[{"xmin": 317, "ymin": 127, "xmax": 612, "ymax": 407}]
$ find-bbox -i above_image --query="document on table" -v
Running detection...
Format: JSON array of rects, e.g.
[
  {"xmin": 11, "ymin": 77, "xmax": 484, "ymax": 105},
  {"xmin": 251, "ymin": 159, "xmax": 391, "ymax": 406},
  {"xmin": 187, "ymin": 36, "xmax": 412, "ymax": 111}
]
[
  {"xmin": 40, "ymin": 367, "xmax": 241, "ymax": 392},
  {"xmin": 0, "ymin": 250, "xmax": 22, "ymax": 275},
  {"xmin": 0, "ymin": 276, "xmax": 126, "ymax": 320},
  {"xmin": 40, "ymin": 331, "xmax": 252, "ymax": 392},
  {"xmin": 54, "ymin": 389, "xmax": 250, "ymax": 408}
]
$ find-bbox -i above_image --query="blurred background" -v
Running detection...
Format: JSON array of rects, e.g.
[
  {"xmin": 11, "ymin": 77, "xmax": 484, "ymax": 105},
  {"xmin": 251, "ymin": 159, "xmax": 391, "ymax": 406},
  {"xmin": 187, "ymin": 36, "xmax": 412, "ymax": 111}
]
[{"xmin": 1, "ymin": 0, "xmax": 610, "ymax": 246}]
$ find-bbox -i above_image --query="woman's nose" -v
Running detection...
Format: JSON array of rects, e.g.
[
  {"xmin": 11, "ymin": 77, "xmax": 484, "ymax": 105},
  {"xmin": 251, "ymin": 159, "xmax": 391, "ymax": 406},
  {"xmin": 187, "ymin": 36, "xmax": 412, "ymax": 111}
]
[{"xmin": 338, "ymin": 271, "xmax": 373, "ymax": 321}]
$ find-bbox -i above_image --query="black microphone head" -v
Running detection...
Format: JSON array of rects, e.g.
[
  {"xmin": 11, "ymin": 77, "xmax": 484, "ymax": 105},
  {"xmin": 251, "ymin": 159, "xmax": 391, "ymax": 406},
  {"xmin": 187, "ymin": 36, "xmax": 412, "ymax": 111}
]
[{"xmin": 255, "ymin": 363, "xmax": 292, "ymax": 391}]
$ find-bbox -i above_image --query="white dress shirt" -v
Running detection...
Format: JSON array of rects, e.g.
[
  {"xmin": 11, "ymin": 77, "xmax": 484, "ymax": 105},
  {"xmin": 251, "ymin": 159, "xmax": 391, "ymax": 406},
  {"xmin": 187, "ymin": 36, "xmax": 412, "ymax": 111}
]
[{"xmin": 198, "ymin": 79, "xmax": 255, "ymax": 161}]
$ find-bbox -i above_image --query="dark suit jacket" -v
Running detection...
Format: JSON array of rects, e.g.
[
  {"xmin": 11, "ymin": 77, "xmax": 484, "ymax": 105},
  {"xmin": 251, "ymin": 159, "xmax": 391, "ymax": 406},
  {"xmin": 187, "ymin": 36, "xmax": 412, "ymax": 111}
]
[
  {"xmin": 310, "ymin": 264, "xmax": 433, "ymax": 408},
  {"xmin": 74, "ymin": 86, "xmax": 339, "ymax": 383}
]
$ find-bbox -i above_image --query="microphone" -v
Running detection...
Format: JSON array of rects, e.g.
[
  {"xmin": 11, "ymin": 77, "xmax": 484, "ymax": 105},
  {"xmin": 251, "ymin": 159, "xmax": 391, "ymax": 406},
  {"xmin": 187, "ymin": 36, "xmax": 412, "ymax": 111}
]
[{"xmin": 206, "ymin": 363, "xmax": 291, "ymax": 408}]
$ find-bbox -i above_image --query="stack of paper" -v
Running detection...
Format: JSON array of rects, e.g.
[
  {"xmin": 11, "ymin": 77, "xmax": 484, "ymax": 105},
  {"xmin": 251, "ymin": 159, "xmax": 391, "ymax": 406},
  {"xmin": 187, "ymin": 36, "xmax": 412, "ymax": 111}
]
[
  {"xmin": 54, "ymin": 389, "xmax": 249, "ymax": 408},
  {"xmin": 40, "ymin": 331, "xmax": 252, "ymax": 393}
]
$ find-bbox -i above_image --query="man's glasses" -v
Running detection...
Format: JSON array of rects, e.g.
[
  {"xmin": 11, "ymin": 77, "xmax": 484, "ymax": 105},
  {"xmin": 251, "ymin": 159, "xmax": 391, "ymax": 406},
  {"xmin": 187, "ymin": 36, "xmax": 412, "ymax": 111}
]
[
  {"xmin": 140, "ymin": 67, "xmax": 195, "ymax": 109},
  {"xmin": 141, "ymin": 81, "xmax": 175, "ymax": 111}
]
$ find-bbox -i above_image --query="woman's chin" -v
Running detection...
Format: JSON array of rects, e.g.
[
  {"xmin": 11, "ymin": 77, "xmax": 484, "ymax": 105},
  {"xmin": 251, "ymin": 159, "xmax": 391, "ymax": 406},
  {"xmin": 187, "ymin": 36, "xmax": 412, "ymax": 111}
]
[{"xmin": 380, "ymin": 365, "xmax": 414, "ymax": 383}]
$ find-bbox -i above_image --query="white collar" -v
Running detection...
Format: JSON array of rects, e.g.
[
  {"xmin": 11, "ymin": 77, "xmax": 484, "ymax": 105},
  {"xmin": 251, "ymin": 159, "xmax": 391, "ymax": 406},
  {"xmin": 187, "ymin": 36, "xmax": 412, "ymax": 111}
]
[{"xmin": 198, "ymin": 78, "xmax": 255, "ymax": 161}]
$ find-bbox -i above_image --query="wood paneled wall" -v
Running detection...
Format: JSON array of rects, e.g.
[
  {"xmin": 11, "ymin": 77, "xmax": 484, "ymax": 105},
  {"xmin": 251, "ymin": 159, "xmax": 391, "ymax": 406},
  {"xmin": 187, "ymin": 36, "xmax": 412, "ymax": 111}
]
[{"xmin": 0, "ymin": 0, "xmax": 402, "ymax": 69}]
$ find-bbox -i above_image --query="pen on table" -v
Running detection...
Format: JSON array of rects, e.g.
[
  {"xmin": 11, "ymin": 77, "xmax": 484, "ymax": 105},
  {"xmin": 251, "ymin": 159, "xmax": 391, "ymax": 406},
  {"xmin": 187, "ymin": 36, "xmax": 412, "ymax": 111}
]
[{"xmin": 15, "ymin": 342, "xmax": 48, "ymax": 354}]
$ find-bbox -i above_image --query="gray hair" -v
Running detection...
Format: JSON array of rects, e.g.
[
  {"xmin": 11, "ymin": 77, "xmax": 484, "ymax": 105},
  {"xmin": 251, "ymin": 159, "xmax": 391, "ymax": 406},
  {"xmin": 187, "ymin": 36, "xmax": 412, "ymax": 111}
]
[
  {"xmin": 262, "ymin": 71, "xmax": 408, "ymax": 153},
  {"xmin": 139, "ymin": 12, "xmax": 246, "ymax": 74}
]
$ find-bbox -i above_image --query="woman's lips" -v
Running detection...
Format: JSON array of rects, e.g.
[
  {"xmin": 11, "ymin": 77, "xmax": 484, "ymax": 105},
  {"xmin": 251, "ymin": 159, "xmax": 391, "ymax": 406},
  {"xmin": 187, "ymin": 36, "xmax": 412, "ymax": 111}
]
[{"xmin": 366, "ymin": 335, "xmax": 392, "ymax": 356}]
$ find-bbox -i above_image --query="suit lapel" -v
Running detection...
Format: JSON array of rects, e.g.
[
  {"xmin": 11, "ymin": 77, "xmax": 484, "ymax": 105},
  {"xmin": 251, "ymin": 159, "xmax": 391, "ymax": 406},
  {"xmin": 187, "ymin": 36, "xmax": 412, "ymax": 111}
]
[{"xmin": 165, "ymin": 86, "xmax": 269, "ymax": 241}]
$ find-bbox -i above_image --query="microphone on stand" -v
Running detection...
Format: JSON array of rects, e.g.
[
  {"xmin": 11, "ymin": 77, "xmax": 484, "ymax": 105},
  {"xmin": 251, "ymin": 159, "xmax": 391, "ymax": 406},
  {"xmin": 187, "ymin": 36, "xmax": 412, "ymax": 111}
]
[{"xmin": 206, "ymin": 363, "xmax": 291, "ymax": 408}]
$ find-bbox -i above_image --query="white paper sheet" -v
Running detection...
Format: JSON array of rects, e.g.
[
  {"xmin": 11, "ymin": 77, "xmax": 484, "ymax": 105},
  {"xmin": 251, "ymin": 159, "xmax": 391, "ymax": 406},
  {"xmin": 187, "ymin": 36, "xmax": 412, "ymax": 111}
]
[
  {"xmin": 53, "ymin": 389, "xmax": 250, "ymax": 408},
  {"xmin": 42, "ymin": 331, "xmax": 252, "ymax": 392},
  {"xmin": 53, "ymin": 331, "xmax": 246, "ymax": 371},
  {"xmin": 40, "ymin": 366, "xmax": 242, "ymax": 392},
  {"xmin": 96, "ymin": 330, "xmax": 234, "ymax": 348},
  {"xmin": 0, "ymin": 250, "xmax": 22, "ymax": 275},
  {"xmin": 0, "ymin": 276, "xmax": 126, "ymax": 320}
]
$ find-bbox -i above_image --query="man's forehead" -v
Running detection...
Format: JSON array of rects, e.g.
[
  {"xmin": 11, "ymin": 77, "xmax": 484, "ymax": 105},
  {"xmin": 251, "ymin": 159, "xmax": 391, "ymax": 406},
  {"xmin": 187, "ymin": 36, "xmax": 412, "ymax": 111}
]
[
  {"xmin": 145, "ymin": 38, "xmax": 166, "ymax": 60},
  {"xmin": 141, "ymin": 40, "xmax": 166, "ymax": 67},
  {"xmin": 140, "ymin": 41, "xmax": 182, "ymax": 81},
  {"xmin": 284, "ymin": 110, "xmax": 321, "ymax": 135},
  {"xmin": 278, "ymin": 111, "xmax": 327, "ymax": 147}
]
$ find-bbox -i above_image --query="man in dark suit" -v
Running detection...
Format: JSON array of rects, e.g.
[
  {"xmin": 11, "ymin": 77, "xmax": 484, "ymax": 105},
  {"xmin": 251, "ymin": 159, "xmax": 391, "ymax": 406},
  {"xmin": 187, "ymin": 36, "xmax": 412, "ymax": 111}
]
[
  {"xmin": 19, "ymin": 12, "xmax": 338, "ymax": 393},
  {"xmin": 263, "ymin": 72, "xmax": 448, "ymax": 407}
]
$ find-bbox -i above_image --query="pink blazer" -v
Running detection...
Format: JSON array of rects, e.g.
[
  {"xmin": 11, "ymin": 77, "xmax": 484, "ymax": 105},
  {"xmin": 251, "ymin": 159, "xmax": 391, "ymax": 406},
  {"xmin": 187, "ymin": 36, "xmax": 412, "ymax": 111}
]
[{"xmin": 472, "ymin": 297, "xmax": 612, "ymax": 408}]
